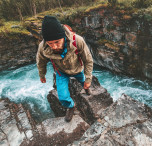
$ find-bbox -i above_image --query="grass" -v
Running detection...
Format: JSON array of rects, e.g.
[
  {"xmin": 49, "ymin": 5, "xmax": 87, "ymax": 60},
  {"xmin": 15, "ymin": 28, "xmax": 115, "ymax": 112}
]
[
  {"xmin": 24, "ymin": 6, "xmax": 91, "ymax": 28},
  {"xmin": 117, "ymin": 0, "xmax": 136, "ymax": 7},
  {"xmin": 85, "ymin": 0, "xmax": 108, "ymax": 13},
  {"xmin": 0, "ymin": 21, "xmax": 30, "ymax": 38},
  {"xmin": 135, "ymin": 5, "xmax": 152, "ymax": 21},
  {"xmin": 1, "ymin": 0, "xmax": 152, "ymax": 39}
]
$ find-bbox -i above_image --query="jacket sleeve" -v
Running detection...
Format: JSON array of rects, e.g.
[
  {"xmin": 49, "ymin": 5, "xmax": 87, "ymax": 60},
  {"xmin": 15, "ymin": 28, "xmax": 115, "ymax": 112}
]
[
  {"xmin": 36, "ymin": 42, "xmax": 49, "ymax": 78},
  {"xmin": 77, "ymin": 35, "xmax": 93, "ymax": 83}
]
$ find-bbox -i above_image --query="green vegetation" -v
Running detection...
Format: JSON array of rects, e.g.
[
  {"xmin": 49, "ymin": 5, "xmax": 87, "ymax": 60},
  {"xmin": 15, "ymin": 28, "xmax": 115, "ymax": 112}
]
[
  {"xmin": 0, "ymin": 0, "xmax": 152, "ymax": 38},
  {"xmin": 98, "ymin": 39, "xmax": 120, "ymax": 51},
  {"xmin": 110, "ymin": 0, "xmax": 152, "ymax": 8},
  {"xmin": 0, "ymin": 21, "xmax": 29, "ymax": 38},
  {"xmin": 0, "ymin": 0, "xmax": 97, "ymax": 21},
  {"xmin": 0, "ymin": 0, "xmax": 152, "ymax": 21},
  {"xmin": 98, "ymin": 39, "xmax": 116, "ymax": 45}
]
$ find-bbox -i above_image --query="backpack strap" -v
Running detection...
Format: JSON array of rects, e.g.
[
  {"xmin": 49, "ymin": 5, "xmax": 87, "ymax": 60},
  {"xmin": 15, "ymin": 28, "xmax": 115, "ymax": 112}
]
[
  {"xmin": 50, "ymin": 59, "xmax": 61, "ymax": 76},
  {"xmin": 64, "ymin": 24, "xmax": 83, "ymax": 66}
]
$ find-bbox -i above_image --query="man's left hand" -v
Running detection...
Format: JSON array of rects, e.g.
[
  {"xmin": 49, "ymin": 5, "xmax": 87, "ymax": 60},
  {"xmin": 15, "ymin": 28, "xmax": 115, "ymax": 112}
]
[{"xmin": 84, "ymin": 82, "xmax": 91, "ymax": 89}]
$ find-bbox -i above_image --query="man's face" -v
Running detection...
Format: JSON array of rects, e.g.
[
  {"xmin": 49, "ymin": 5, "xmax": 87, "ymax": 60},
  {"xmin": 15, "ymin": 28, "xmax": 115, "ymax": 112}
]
[{"xmin": 46, "ymin": 38, "xmax": 64, "ymax": 54}]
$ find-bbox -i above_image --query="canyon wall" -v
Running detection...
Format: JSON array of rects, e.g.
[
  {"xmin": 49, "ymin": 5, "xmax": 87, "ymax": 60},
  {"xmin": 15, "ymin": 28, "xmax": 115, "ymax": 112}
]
[{"xmin": 72, "ymin": 5, "xmax": 152, "ymax": 80}]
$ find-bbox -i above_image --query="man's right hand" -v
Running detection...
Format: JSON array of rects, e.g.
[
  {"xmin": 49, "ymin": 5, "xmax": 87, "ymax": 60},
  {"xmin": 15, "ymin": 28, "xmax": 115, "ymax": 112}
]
[{"xmin": 40, "ymin": 77, "xmax": 46, "ymax": 83}]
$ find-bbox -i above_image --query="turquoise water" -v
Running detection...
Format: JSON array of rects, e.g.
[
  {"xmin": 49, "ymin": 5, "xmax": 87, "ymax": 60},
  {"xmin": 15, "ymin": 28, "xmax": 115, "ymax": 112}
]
[
  {"xmin": 93, "ymin": 65, "xmax": 152, "ymax": 107},
  {"xmin": 0, "ymin": 63, "xmax": 54, "ymax": 122},
  {"xmin": 0, "ymin": 63, "xmax": 152, "ymax": 122}
]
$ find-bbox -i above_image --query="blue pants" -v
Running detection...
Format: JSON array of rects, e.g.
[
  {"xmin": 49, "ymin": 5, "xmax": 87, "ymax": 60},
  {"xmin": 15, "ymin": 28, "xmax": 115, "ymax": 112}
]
[{"xmin": 56, "ymin": 70, "xmax": 85, "ymax": 108}]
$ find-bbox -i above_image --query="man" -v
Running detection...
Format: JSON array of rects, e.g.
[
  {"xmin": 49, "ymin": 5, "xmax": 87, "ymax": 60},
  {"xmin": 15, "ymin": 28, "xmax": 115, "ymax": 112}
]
[{"xmin": 36, "ymin": 15, "xmax": 93, "ymax": 122}]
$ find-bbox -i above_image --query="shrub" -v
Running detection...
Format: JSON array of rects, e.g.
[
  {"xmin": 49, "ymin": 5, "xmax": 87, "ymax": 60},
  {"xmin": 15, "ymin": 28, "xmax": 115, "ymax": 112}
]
[
  {"xmin": 0, "ymin": 19, "xmax": 5, "ymax": 26},
  {"xmin": 132, "ymin": 0, "xmax": 152, "ymax": 8}
]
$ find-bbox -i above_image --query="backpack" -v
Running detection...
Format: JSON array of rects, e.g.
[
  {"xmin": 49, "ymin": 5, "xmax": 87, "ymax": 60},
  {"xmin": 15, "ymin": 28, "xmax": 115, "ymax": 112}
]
[{"xmin": 50, "ymin": 24, "xmax": 82, "ymax": 76}]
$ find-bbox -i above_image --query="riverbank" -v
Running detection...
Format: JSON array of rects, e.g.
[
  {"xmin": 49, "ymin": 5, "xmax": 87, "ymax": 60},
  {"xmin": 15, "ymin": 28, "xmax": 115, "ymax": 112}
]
[
  {"xmin": 0, "ymin": 76, "xmax": 152, "ymax": 145},
  {"xmin": 0, "ymin": 1, "xmax": 152, "ymax": 81}
]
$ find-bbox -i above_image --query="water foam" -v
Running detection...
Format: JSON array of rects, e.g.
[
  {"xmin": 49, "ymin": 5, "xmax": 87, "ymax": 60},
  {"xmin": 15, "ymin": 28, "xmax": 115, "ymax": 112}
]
[
  {"xmin": 0, "ymin": 64, "xmax": 152, "ymax": 122},
  {"xmin": 93, "ymin": 67, "xmax": 152, "ymax": 107},
  {"xmin": 0, "ymin": 63, "xmax": 54, "ymax": 122}
]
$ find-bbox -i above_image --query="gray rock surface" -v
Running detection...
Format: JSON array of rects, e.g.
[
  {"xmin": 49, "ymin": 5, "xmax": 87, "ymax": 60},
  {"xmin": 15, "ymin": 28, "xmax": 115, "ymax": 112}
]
[
  {"xmin": 0, "ymin": 99, "xmax": 34, "ymax": 146},
  {"xmin": 25, "ymin": 115, "xmax": 89, "ymax": 146},
  {"xmin": 0, "ymin": 99, "xmax": 89, "ymax": 146},
  {"xmin": 70, "ymin": 94, "xmax": 152, "ymax": 146},
  {"xmin": 1, "ymin": 76, "xmax": 152, "ymax": 146},
  {"xmin": 0, "ymin": 35, "xmax": 37, "ymax": 71}
]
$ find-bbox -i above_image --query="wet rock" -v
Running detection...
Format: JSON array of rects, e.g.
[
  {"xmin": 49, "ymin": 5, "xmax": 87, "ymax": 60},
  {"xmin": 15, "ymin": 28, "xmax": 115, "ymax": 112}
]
[
  {"xmin": 69, "ymin": 76, "xmax": 113, "ymax": 125},
  {"xmin": 28, "ymin": 115, "xmax": 89, "ymax": 146},
  {"xmin": 47, "ymin": 89, "xmax": 67, "ymax": 117},
  {"xmin": 0, "ymin": 99, "xmax": 34, "ymax": 146},
  {"xmin": 11, "ymin": 25, "xmax": 21, "ymax": 28},
  {"xmin": 100, "ymin": 94, "xmax": 152, "ymax": 128},
  {"xmin": 0, "ymin": 98, "xmax": 89, "ymax": 146},
  {"xmin": 78, "ymin": 7, "xmax": 152, "ymax": 81},
  {"xmin": 70, "ymin": 94, "xmax": 152, "ymax": 145},
  {"xmin": 47, "ymin": 76, "xmax": 113, "ymax": 125},
  {"xmin": 95, "ymin": 119, "xmax": 152, "ymax": 146},
  {"xmin": 70, "ymin": 120, "xmax": 106, "ymax": 146}
]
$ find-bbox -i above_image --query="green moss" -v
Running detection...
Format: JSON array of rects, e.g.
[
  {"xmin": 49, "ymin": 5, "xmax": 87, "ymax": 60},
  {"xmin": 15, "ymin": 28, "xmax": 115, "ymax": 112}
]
[
  {"xmin": 85, "ymin": 3, "xmax": 108, "ymax": 13},
  {"xmin": 0, "ymin": 21, "xmax": 29, "ymax": 38},
  {"xmin": 98, "ymin": 38, "xmax": 115, "ymax": 45},
  {"xmin": 2, "ymin": 0, "xmax": 152, "ymax": 40},
  {"xmin": 117, "ymin": 0, "xmax": 136, "ymax": 7},
  {"xmin": 98, "ymin": 39, "xmax": 109, "ymax": 45},
  {"xmin": 144, "ymin": 14, "xmax": 152, "ymax": 21},
  {"xmin": 98, "ymin": 38, "xmax": 120, "ymax": 51}
]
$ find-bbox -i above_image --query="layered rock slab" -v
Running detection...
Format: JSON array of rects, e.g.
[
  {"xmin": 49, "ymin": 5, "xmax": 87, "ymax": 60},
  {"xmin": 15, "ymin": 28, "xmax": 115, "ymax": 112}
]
[
  {"xmin": 0, "ymin": 99, "xmax": 89, "ymax": 146},
  {"xmin": 28, "ymin": 115, "xmax": 89, "ymax": 146},
  {"xmin": 0, "ymin": 99, "xmax": 34, "ymax": 146},
  {"xmin": 70, "ymin": 94, "xmax": 152, "ymax": 146}
]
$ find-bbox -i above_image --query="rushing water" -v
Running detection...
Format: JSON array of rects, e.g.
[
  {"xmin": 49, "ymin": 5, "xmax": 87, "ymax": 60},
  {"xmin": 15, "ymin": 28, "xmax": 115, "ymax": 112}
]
[{"xmin": 0, "ymin": 63, "xmax": 152, "ymax": 122}]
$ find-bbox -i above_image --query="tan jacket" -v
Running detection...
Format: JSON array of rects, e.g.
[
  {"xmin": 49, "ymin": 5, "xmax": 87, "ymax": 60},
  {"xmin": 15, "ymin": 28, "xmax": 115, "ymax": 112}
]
[{"xmin": 36, "ymin": 25, "xmax": 93, "ymax": 83}]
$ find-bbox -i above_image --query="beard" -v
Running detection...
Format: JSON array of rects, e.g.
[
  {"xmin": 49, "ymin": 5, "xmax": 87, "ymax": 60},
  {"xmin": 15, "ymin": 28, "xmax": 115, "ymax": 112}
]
[{"xmin": 53, "ymin": 49, "xmax": 64, "ymax": 54}]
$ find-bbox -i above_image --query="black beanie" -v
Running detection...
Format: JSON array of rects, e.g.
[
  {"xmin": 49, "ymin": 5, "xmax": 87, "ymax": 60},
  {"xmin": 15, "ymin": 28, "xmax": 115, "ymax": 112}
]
[{"xmin": 42, "ymin": 15, "xmax": 65, "ymax": 41}]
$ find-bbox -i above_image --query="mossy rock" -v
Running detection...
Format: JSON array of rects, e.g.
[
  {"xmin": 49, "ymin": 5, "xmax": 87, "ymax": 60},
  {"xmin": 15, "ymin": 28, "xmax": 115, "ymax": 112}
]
[
  {"xmin": 85, "ymin": 3, "xmax": 108, "ymax": 13},
  {"xmin": 105, "ymin": 43, "xmax": 120, "ymax": 51}
]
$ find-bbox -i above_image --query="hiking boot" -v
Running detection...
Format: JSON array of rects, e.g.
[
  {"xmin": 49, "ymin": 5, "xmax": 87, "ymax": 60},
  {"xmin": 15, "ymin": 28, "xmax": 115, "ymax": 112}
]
[
  {"xmin": 65, "ymin": 107, "xmax": 75, "ymax": 122},
  {"xmin": 85, "ymin": 88, "xmax": 92, "ymax": 95}
]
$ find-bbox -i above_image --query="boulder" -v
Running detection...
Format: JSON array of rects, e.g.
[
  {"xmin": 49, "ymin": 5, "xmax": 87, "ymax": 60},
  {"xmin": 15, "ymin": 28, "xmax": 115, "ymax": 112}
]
[
  {"xmin": 27, "ymin": 115, "xmax": 89, "ymax": 146},
  {"xmin": 47, "ymin": 76, "xmax": 113, "ymax": 125},
  {"xmin": 69, "ymin": 76, "xmax": 113, "ymax": 125},
  {"xmin": 47, "ymin": 89, "xmax": 67, "ymax": 117},
  {"xmin": 70, "ymin": 94, "xmax": 152, "ymax": 145}
]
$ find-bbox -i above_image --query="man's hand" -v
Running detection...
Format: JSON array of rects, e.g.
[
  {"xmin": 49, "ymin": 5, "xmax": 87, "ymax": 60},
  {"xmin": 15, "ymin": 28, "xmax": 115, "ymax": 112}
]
[
  {"xmin": 84, "ymin": 82, "xmax": 91, "ymax": 89},
  {"xmin": 40, "ymin": 77, "xmax": 46, "ymax": 83}
]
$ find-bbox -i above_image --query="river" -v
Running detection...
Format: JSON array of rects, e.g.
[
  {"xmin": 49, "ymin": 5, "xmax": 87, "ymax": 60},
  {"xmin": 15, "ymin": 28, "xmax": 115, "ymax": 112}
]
[{"xmin": 0, "ymin": 63, "xmax": 152, "ymax": 122}]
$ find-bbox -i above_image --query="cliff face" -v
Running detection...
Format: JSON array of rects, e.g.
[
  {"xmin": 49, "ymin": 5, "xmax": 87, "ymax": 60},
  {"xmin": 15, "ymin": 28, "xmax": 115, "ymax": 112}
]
[
  {"xmin": 1, "ymin": 76, "xmax": 151, "ymax": 145},
  {"xmin": 23, "ymin": 5, "xmax": 152, "ymax": 81},
  {"xmin": 1, "ymin": 5, "xmax": 152, "ymax": 80},
  {"xmin": 72, "ymin": 5, "xmax": 152, "ymax": 80},
  {"xmin": 0, "ymin": 34, "xmax": 37, "ymax": 71}
]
